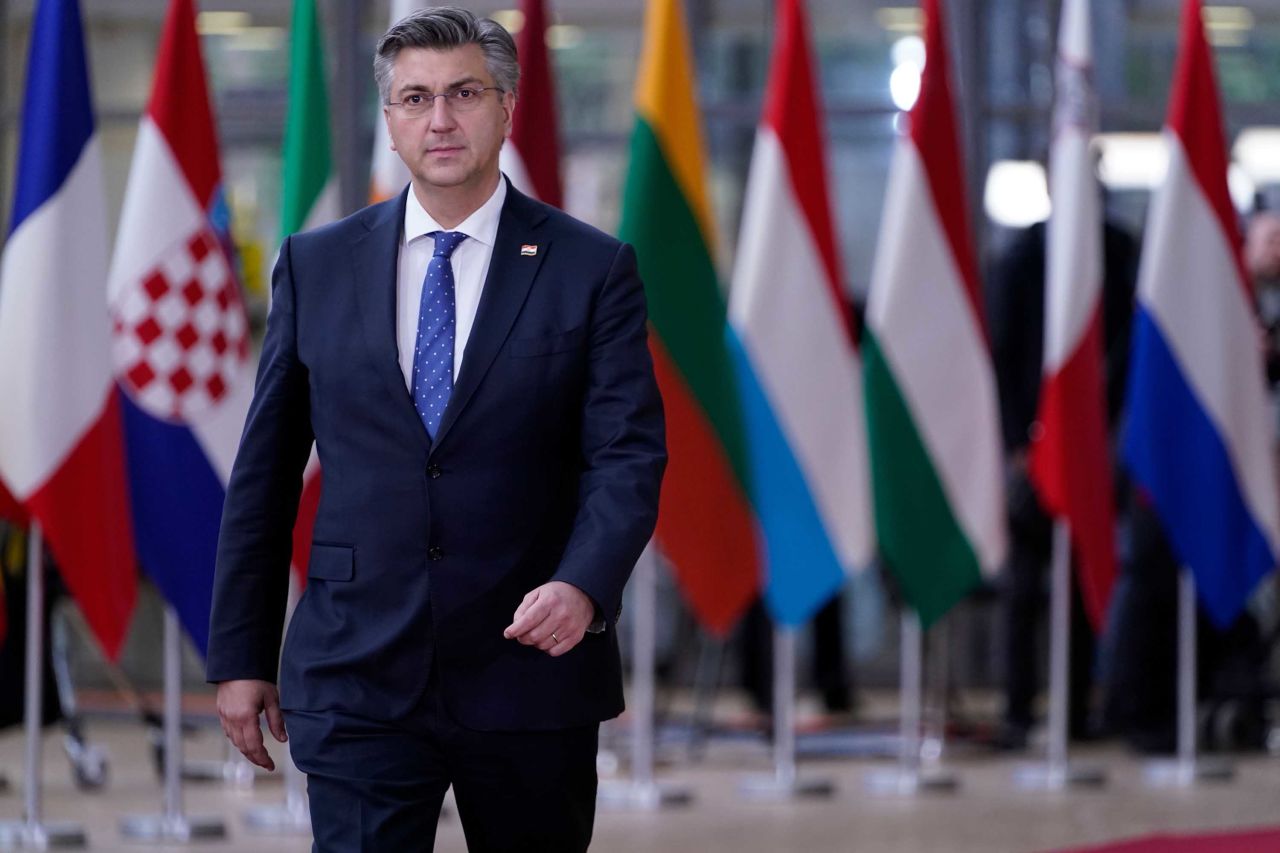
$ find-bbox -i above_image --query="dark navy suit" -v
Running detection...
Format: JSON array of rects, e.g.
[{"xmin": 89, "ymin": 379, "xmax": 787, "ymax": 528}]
[{"xmin": 206, "ymin": 182, "xmax": 665, "ymax": 850}]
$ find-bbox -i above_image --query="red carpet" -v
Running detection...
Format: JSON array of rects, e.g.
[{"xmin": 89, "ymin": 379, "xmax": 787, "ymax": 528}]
[{"xmin": 1046, "ymin": 826, "xmax": 1280, "ymax": 852}]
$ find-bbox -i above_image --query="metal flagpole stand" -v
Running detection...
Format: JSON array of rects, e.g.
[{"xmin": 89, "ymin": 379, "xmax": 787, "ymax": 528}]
[
  {"xmin": 738, "ymin": 626, "xmax": 835, "ymax": 799},
  {"xmin": 1015, "ymin": 522, "xmax": 1105, "ymax": 789},
  {"xmin": 0, "ymin": 525, "xmax": 87, "ymax": 849},
  {"xmin": 1144, "ymin": 569, "xmax": 1233, "ymax": 787},
  {"xmin": 866, "ymin": 610, "xmax": 957, "ymax": 795},
  {"xmin": 598, "ymin": 543, "xmax": 691, "ymax": 809},
  {"xmin": 120, "ymin": 606, "xmax": 226, "ymax": 842}
]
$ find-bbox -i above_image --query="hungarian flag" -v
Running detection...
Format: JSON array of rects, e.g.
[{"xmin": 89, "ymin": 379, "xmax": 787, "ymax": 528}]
[
  {"xmin": 0, "ymin": 0, "xmax": 137, "ymax": 659},
  {"xmin": 281, "ymin": 0, "xmax": 335, "ymax": 586},
  {"xmin": 863, "ymin": 0, "xmax": 1006, "ymax": 626},
  {"xmin": 107, "ymin": 0, "xmax": 253, "ymax": 655},
  {"xmin": 727, "ymin": 0, "xmax": 872, "ymax": 625},
  {"xmin": 499, "ymin": 0, "xmax": 562, "ymax": 207},
  {"xmin": 1027, "ymin": 0, "xmax": 1116, "ymax": 631},
  {"xmin": 1122, "ymin": 0, "xmax": 1280, "ymax": 628},
  {"xmin": 371, "ymin": 0, "xmax": 418, "ymax": 202},
  {"xmin": 620, "ymin": 0, "xmax": 760, "ymax": 635}
]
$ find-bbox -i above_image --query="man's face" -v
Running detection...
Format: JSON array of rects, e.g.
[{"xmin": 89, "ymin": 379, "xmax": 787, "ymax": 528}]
[{"xmin": 383, "ymin": 44, "xmax": 514, "ymax": 195}]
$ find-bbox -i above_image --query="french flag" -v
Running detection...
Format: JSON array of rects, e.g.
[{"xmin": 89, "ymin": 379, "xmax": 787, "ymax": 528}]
[
  {"xmin": 727, "ymin": 0, "xmax": 874, "ymax": 625},
  {"xmin": 107, "ymin": 0, "xmax": 253, "ymax": 655},
  {"xmin": 1028, "ymin": 0, "xmax": 1116, "ymax": 630},
  {"xmin": 1122, "ymin": 0, "xmax": 1280, "ymax": 628},
  {"xmin": 0, "ymin": 0, "xmax": 137, "ymax": 659}
]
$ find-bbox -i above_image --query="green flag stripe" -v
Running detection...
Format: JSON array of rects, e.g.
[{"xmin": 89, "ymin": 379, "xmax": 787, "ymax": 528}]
[
  {"xmin": 863, "ymin": 329, "xmax": 982, "ymax": 626},
  {"xmin": 619, "ymin": 118, "xmax": 750, "ymax": 487},
  {"xmin": 281, "ymin": 0, "xmax": 332, "ymax": 240}
]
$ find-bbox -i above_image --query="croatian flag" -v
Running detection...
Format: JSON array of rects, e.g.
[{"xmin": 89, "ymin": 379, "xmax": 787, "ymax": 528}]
[
  {"xmin": 499, "ymin": 0, "xmax": 563, "ymax": 207},
  {"xmin": 727, "ymin": 0, "xmax": 873, "ymax": 625},
  {"xmin": 0, "ymin": 0, "xmax": 137, "ymax": 659},
  {"xmin": 1122, "ymin": 0, "xmax": 1280, "ymax": 628},
  {"xmin": 1028, "ymin": 0, "xmax": 1116, "ymax": 630},
  {"xmin": 107, "ymin": 0, "xmax": 253, "ymax": 655}
]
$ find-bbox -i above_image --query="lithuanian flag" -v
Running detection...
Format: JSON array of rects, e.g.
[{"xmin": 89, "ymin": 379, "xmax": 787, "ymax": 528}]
[{"xmin": 619, "ymin": 0, "xmax": 760, "ymax": 635}]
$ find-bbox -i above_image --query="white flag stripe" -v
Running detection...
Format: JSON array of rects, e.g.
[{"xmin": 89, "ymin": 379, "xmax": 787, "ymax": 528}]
[
  {"xmin": 866, "ymin": 142, "xmax": 1006, "ymax": 575},
  {"xmin": 730, "ymin": 129, "xmax": 872, "ymax": 569},
  {"xmin": 1043, "ymin": 117, "xmax": 1101, "ymax": 370},
  {"xmin": 301, "ymin": 179, "xmax": 342, "ymax": 234},
  {"xmin": 1139, "ymin": 136, "xmax": 1280, "ymax": 555},
  {"xmin": 0, "ymin": 139, "xmax": 112, "ymax": 496},
  {"xmin": 107, "ymin": 118, "xmax": 205, "ymax": 303},
  {"xmin": 371, "ymin": 0, "xmax": 419, "ymax": 200},
  {"xmin": 500, "ymin": 146, "xmax": 537, "ymax": 200}
]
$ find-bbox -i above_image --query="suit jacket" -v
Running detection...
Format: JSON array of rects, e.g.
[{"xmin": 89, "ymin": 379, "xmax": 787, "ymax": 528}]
[{"xmin": 206, "ymin": 182, "xmax": 666, "ymax": 730}]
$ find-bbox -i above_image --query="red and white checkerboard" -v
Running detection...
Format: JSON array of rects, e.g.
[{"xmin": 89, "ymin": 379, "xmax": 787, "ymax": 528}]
[{"xmin": 112, "ymin": 226, "xmax": 249, "ymax": 421}]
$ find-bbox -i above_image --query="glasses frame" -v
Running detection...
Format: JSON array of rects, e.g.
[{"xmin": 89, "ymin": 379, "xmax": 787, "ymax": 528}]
[{"xmin": 385, "ymin": 86, "xmax": 504, "ymax": 116}]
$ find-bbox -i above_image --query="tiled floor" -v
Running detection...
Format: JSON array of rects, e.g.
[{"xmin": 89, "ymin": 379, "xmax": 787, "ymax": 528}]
[{"xmin": 1, "ymin": 702, "xmax": 1278, "ymax": 853}]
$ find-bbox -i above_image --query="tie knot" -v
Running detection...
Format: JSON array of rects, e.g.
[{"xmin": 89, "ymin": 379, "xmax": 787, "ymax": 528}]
[{"xmin": 430, "ymin": 230, "xmax": 467, "ymax": 259}]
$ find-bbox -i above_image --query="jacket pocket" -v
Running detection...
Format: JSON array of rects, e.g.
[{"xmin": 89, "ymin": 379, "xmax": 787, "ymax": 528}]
[
  {"xmin": 509, "ymin": 327, "xmax": 586, "ymax": 358},
  {"xmin": 308, "ymin": 543, "xmax": 354, "ymax": 581}
]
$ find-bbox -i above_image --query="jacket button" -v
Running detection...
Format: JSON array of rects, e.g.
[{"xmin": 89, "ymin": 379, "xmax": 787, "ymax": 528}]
[
  {"xmin": 427, "ymin": 464, "xmax": 442, "ymax": 479},
  {"xmin": 428, "ymin": 545, "xmax": 443, "ymax": 561}
]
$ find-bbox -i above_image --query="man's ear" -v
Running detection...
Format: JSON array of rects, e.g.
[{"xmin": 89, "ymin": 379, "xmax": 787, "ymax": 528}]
[
  {"xmin": 502, "ymin": 92, "xmax": 516, "ymax": 138},
  {"xmin": 383, "ymin": 107, "xmax": 397, "ymax": 152}
]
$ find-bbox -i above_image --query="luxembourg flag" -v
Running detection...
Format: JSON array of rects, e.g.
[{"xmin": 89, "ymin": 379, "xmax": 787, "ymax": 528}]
[
  {"xmin": 1122, "ymin": 0, "xmax": 1280, "ymax": 629},
  {"xmin": 107, "ymin": 0, "xmax": 253, "ymax": 655},
  {"xmin": 499, "ymin": 0, "xmax": 563, "ymax": 207},
  {"xmin": 0, "ymin": 0, "xmax": 137, "ymax": 659},
  {"xmin": 727, "ymin": 0, "xmax": 873, "ymax": 625},
  {"xmin": 1027, "ymin": 0, "xmax": 1116, "ymax": 631}
]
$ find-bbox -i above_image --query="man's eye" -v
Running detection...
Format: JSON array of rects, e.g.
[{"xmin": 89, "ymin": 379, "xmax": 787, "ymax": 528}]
[
  {"xmin": 406, "ymin": 94, "xmax": 424, "ymax": 105},
  {"xmin": 454, "ymin": 88, "xmax": 476, "ymax": 100}
]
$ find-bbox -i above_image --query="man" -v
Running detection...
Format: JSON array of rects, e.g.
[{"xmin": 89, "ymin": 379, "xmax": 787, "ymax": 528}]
[{"xmin": 205, "ymin": 8, "xmax": 666, "ymax": 851}]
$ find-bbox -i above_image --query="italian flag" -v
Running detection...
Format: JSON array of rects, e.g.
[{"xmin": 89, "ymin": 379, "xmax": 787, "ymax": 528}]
[
  {"xmin": 620, "ymin": 0, "xmax": 760, "ymax": 635},
  {"xmin": 280, "ymin": 0, "xmax": 335, "ymax": 583},
  {"xmin": 863, "ymin": 0, "xmax": 1006, "ymax": 626}
]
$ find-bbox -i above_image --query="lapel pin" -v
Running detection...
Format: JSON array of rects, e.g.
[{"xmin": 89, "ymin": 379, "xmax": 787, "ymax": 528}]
[{"xmin": 520, "ymin": 244, "xmax": 538, "ymax": 257}]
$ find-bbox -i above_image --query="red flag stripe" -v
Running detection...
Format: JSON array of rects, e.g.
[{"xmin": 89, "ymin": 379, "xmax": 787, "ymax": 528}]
[{"xmin": 510, "ymin": 0, "xmax": 563, "ymax": 208}]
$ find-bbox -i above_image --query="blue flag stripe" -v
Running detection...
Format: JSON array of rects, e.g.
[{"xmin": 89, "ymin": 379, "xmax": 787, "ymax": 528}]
[
  {"xmin": 1122, "ymin": 309, "xmax": 1274, "ymax": 628},
  {"xmin": 10, "ymin": 0, "xmax": 95, "ymax": 236},
  {"xmin": 726, "ymin": 332, "xmax": 845, "ymax": 625},
  {"xmin": 119, "ymin": 392, "xmax": 226, "ymax": 655}
]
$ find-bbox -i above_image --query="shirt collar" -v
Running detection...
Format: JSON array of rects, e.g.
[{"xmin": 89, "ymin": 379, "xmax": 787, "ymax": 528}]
[{"xmin": 403, "ymin": 175, "xmax": 508, "ymax": 249}]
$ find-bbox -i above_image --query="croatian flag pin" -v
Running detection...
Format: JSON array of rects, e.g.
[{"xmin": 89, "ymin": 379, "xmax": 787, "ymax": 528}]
[{"xmin": 521, "ymin": 244, "xmax": 538, "ymax": 257}]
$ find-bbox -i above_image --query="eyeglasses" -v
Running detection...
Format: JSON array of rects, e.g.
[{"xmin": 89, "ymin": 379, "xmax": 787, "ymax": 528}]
[{"xmin": 386, "ymin": 86, "xmax": 503, "ymax": 117}]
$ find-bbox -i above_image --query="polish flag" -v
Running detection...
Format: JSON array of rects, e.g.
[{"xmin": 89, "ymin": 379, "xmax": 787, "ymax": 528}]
[{"xmin": 1028, "ymin": 0, "xmax": 1116, "ymax": 630}]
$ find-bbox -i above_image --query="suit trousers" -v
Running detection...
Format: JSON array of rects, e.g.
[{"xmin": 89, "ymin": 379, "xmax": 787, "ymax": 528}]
[{"xmin": 284, "ymin": 672, "xmax": 599, "ymax": 853}]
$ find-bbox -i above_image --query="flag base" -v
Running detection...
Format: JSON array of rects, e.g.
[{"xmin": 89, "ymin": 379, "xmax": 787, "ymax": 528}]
[
  {"xmin": 1013, "ymin": 761, "xmax": 1107, "ymax": 790},
  {"xmin": 242, "ymin": 801, "xmax": 311, "ymax": 835},
  {"xmin": 737, "ymin": 771, "xmax": 834, "ymax": 800},
  {"xmin": 597, "ymin": 779, "xmax": 693, "ymax": 810},
  {"xmin": 864, "ymin": 765, "xmax": 959, "ymax": 796},
  {"xmin": 0, "ymin": 821, "xmax": 87, "ymax": 849},
  {"xmin": 1143, "ymin": 756, "xmax": 1235, "ymax": 788},
  {"xmin": 119, "ymin": 815, "xmax": 226, "ymax": 843}
]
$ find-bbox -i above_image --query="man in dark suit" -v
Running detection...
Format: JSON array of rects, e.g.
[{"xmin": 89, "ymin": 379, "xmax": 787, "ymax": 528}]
[{"xmin": 205, "ymin": 8, "xmax": 666, "ymax": 851}]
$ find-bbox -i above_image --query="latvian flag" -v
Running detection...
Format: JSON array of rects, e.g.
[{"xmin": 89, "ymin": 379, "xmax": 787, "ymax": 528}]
[
  {"xmin": 107, "ymin": 0, "xmax": 253, "ymax": 654},
  {"xmin": 1122, "ymin": 0, "xmax": 1280, "ymax": 628}
]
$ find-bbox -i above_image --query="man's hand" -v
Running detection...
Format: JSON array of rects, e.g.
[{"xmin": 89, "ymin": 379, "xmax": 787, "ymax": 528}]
[
  {"xmin": 215, "ymin": 679, "xmax": 287, "ymax": 771},
  {"xmin": 504, "ymin": 581, "xmax": 595, "ymax": 657}
]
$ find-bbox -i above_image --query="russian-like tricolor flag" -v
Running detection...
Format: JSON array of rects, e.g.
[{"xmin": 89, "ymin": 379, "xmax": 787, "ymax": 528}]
[
  {"xmin": 1122, "ymin": 0, "xmax": 1280, "ymax": 628},
  {"xmin": 1028, "ymin": 0, "xmax": 1116, "ymax": 631},
  {"xmin": 0, "ymin": 0, "xmax": 137, "ymax": 659},
  {"xmin": 107, "ymin": 0, "xmax": 253, "ymax": 655},
  {"xmin": 727, "ymin": 0, "xmax": 873, "ymax": 626},
  {"xmin": 499, "ymin": 0, "xmax": 563, "ymax": 207}
]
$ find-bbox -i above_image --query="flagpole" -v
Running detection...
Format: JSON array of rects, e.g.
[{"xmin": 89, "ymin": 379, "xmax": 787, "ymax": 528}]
[
  {"xmin": 0, "ymin": 524, "xmax": 87, "ymax": 849},
  {"xmin": 1014, "ymin": 522, "xmax": 1105, "ymax": 790},
  {"xmin": 598, "ymin": 543, "xmax": 691, "ymax": 810},
  {"xmin": 120, "ymin": 606, "xmax": 226, "ymax": 842},
  {"xmin": 738, "ymin": 626, "xmax": 834, "ymax": 799},
  {"xmin": 1145, "ymin": 569, "xmax": 1233, "ymax": 787}
]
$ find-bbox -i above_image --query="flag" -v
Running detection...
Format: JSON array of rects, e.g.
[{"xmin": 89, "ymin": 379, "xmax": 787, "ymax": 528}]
[
  {"xmin": 1121, "ymin": 0, "xmax": 1280, "ymax": 628},
  {"xmin": 726, "ymin": 0, "xmax": 872, "ymax": 625},
  {"xmin": 107, "ymin": 0, "xmax": 253, "ymax": 655},
  {"xmin": 620, "ymin": 0, "xmax": 760, "ymax": 635},
  {"xmin": 499, "ymin": 0, "xmax": 563, "ymax": 206},
  {"xmin": 281, "ymin": 0, "xmax": 335, "ymax": 584},
  {"xmin": 0, "ymin": 0, "xmax": 137, "ymax": 659},
  {"xmin": 863, "ymin": 0, "xmax": 1006, "ymax": 627},
  {"xmin": 1027, "ymin": 0, "xmax": 1117, "ymax": 631},
  {"xmin": 371, "ymin": 0, "xmax": 418, "ymax": 202}
]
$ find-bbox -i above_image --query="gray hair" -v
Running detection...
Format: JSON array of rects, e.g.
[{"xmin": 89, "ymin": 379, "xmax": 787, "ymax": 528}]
[{"xmin": 374, "ymin": 7, "xmax": 519, "ymax": 105}]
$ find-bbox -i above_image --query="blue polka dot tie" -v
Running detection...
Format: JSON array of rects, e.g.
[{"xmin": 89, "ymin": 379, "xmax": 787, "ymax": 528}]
[{"xmin": 412, "ymin": 230, "xmax": 466, "ymax": 439}]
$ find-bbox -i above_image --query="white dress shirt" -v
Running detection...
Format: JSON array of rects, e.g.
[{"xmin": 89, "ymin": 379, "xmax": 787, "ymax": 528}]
[{"xmin": 396, "ymin": 178, "xmax": 507, "ymax": 389}]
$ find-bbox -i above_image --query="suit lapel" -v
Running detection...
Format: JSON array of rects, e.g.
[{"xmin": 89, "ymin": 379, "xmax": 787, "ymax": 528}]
[
  {"xmin": 430, "ymin": 183, "xmax": 550, "ymax": 454},
  {"xmin": 350, "ymin": 189, "xmax": 433, "ymax": 453}
]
